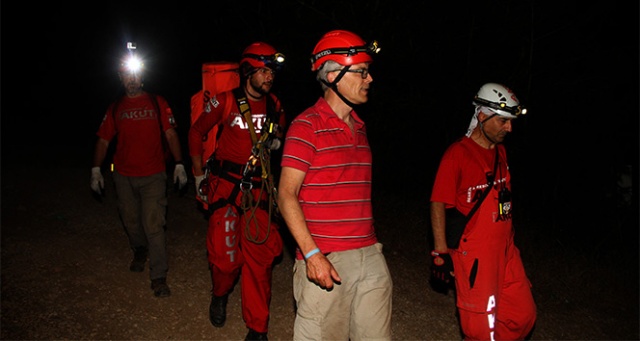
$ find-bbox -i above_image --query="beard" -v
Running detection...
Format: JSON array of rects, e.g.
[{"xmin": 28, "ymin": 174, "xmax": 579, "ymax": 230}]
[
  {"xmin": 125, "ymin": 82, "xmax": 142, "ymax": 96},
  {"xmin": 250, "ymin": 80, "xmax": 272, "ymax": 97}
]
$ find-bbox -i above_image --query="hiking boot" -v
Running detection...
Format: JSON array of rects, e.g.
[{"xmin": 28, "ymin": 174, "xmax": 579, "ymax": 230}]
[
  {"xmin": 245, "ymin": 328, "xmax": 268, "ymax": 341},
  {"xmin": 209, "ymin": 293, "xmax": 228, "ymax": 327},
  {"xmin": 151, "ymin": 277, "xmax": 171, "ymax": 298},
  {"xmin": 129, "ymin": 247, "xmax": 147, "ymax": 272}
]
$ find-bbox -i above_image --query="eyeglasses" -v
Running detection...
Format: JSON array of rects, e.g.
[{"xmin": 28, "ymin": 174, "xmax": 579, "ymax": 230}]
[{"xmin": 330, "ymin": 68, "xmax": 370, "ymax": 79}]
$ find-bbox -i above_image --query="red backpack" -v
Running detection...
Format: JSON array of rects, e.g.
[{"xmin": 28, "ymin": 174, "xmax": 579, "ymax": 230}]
[{"xmin": 189, "ymin": 61, "xmax": 240, "ymax": 169}]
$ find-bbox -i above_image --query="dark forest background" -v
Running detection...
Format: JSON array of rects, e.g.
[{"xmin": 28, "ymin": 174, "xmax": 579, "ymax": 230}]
[{"xmin": 4, "ymin": 1, "xmax": 638, "ymax": 250}]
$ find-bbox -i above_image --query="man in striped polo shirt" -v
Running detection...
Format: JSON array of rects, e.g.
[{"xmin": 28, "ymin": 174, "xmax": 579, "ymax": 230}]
[{"xmin": 277, "ymin": 29, "xmax": 392, "ymax": 341}]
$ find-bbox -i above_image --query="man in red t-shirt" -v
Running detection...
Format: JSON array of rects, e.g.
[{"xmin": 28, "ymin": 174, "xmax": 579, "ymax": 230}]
[
  {"xmin": 430, "ymin": 82, "xmax": 536, "ymax": 340},
  {"xmin": 90, "ymin": 45, "xmax": 187, "ymax": 298},
  {"xmin": 277, "ymin": 30, "xmax": 392, "ymax": 341}
]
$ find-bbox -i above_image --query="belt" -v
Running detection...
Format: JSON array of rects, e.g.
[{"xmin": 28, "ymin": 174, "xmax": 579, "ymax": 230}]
[{"xmin": 217, "ymin": 160, "xmax": 262, "ymax": 177}]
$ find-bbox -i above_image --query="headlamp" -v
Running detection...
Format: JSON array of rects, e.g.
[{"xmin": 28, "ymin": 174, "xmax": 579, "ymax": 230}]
[
  {"xmin": 119, "ymin": 41, "xmax": 144, "ymax": 74},
  {"xmin": 274, "ymin": 52, "xmax": 285, "ymax": 64},
  {"xmin": 311, "ymin": 40, "xmax": 381, "ymax": 65},
  {"xmin": 367, "ymin": 40, "xmax": 381, "ymax": 54},
  {"xmin": 122, "ymin": 55, "xmax": 144, "ymax": 73},
  {"xmin": 473, "ymin": 96, "xmax": 527, "ymax": 116},
  {"xmin": 243, "ymin": 52, "xmax": 286, "ymax": 69}
]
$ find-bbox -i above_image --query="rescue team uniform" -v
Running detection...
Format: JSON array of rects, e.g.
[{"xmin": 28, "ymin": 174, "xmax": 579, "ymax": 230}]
[
  {"xmin": 281, "ymin": 97, "xmax": 392, "ymax": 341},
  {"xmin": 188, "ymin": 90, "xmax": 285, "ymax": 333},
  {"xmin": 431, "ymin": 136, "xmax": 536, "ymax": 340},
  {"xmin": 96, "ymin": 92, "xmax": 175, "ymax": 282}
]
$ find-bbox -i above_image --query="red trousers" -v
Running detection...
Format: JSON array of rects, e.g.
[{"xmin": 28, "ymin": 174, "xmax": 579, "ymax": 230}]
[
  {"xmin": 206, "ymin": 173, "xmax": 283, "ymax": 333},
  {"xmin": 453, "ymin": 234, "xmax": 536, "ymax": 341}
]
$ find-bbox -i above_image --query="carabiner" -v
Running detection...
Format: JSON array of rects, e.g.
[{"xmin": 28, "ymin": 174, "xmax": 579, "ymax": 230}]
[{"xmin": 240, "ymin": 179, "xmax": 253, "ymax": 192}]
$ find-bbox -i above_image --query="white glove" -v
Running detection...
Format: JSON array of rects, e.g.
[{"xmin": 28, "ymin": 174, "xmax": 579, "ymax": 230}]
[
  {"xmin": 173, "ymin": 163, "xmax": 188, "ymax": 189},
  {"xmin": 90, "ymin": 167, "xmax": 104, "ymax": 195},
  {"xmin": 195, "ymin": 174, "xmax": 207, "ymax": 202}
]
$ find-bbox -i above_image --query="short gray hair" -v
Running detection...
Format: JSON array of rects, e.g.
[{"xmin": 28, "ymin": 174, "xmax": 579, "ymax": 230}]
[{"xmin": 316, "ymin": 60, "xmax": 342, "ymax": 92}]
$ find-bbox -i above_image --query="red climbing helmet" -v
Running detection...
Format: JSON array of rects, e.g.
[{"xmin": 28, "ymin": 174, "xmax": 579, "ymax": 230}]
[{"xmin": 239, "ymin": 42, "xmax": 285, "ymax": 75}]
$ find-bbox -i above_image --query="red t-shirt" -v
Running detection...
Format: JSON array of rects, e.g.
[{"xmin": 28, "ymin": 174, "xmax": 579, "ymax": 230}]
[
  {"xmin": 96, "ymin": 92, "xmax": 176, "ymax": 176},
  {"xmin": 281, "ymin": 97, "xmax": 378, "ymax": 257},
  {"xmin": 430, "ymin": 136, "xmax": 511, "ymax": 226},
  {"xmin": 188, "ymin": 91, "xmax": 285, "ymax": 166}
]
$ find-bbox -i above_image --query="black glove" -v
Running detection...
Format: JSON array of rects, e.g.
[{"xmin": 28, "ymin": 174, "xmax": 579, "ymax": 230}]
[{"xmin": 430, "ymin": 250, "xmax": 454, "ymax": 285}]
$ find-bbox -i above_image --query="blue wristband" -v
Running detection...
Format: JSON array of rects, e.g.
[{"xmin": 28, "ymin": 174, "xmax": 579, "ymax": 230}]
[{"xmin": 304, "ymin": 248, "xmax": 320, "ymax": 260}]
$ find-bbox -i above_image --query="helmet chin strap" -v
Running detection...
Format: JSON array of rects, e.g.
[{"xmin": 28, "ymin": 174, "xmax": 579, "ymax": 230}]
[
  {"xmin": 479, "ymin": 114, "xmax": 498, "ymax": 145},
  {"xmin": 320, "ymin": 65, "xmax": 357, "ymax": 108}
]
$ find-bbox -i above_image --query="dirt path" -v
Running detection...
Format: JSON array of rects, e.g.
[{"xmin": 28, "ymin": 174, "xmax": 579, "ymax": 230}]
[{"xmin": 1, "ymin": 159, "xmax": 638, "ymax": 340}]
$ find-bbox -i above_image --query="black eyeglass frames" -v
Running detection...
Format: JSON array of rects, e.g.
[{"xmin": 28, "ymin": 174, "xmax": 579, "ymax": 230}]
[{"xmin": 329, "ymin": 68, "xmax": 370, "ymax": 79}]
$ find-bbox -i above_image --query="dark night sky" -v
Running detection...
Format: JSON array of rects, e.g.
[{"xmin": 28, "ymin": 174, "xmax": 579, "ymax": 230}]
[{"xmin": 4, "ymin": 1, "xmax": 639, "ymax": 226}]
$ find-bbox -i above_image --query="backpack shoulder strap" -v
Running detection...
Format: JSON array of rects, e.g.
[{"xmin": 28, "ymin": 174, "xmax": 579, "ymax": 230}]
[
  {"xmin": 146, "ymin": 92, "xmax": 162, "ymax": 129},
  {"xmin": 147, "ymin": 92, "xmax": 171, "ymax": 158},
  {"xmin": 111, "ymin": 96, "xmax": 124, "ymax": 127},
  {"xmin": 465, "ymin": 146, "xmax": 499, "ymax": 219},
  {"xmin": 266, "ymin": 93, "xmax": 281, "ymax": 126},
  {"xmin": 232, "ymin": 87, "xmax": 258, "ymax": 145}
]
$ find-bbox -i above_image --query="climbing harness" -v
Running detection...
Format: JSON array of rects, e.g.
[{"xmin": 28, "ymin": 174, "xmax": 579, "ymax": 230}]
[
  {"xmin": 202, "ymin": 87, "xmax": 281, "ymax": 244},
  {"xmin": 234, "ymin": 87, "xmax": 280, "ymax": 244}
]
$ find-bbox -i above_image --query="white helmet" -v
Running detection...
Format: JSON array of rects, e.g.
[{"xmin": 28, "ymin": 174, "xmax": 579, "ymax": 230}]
[
  {"xmin": 466, "ymin": 82, "xmax": 527, "ymax": 137},
  {"xmin": 472, "ymin": 82, "xmax": 526, "ymax": 118}
]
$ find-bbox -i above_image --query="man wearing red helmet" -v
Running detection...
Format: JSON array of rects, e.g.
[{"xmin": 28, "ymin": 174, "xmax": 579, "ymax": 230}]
[
  {"xmin": 189, "ymin": 42, "xmax": 286, "ymax": 341},
  {"xmin": 430, "ymin": 83, "xmax": 536, "ymax": 340},
  {"xmin": 278, "ymin": 30, "xmax": 392, "ymax": 340}
]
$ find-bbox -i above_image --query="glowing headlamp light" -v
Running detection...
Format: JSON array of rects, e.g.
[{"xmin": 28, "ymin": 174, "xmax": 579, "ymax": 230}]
[
  {"xmin": 123, "ymin": 56, "xmax": 144, "ymax": 73},
  {"xmin": 274, "ymin": 52, "xmax": 285, "ymax": 65},
  {"xmin": 119, "ymin": 41, "xmax": 144, "ymax": 74}
]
